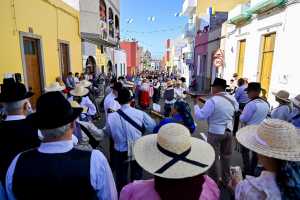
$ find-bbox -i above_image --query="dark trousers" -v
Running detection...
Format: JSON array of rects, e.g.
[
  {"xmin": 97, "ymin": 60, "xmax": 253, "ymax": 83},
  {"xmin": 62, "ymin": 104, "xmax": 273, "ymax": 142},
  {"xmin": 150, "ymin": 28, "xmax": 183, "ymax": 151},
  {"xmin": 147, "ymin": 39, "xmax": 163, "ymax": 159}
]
[
  {"xmin": 114, "ymin": 150, "xmax": 143, "ymax": 193},
  {"xmin": 207, "ymin": 130, "xmax": 233, "ymax": 185},
  {"xmin": 241, "ymin": 146, "xmax": 258, "ymax": 176}
]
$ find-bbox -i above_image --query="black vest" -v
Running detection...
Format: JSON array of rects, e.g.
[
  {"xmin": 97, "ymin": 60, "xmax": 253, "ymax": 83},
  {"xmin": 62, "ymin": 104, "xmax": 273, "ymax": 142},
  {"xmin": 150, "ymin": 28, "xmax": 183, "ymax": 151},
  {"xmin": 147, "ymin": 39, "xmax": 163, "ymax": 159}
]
[
  {"xmin": 13, "ymin": 148, "xmax": 97, "ymax": 200},
  {"xmin": 0, "ymin": 119, "xmax": 40, "ymax": 184}
]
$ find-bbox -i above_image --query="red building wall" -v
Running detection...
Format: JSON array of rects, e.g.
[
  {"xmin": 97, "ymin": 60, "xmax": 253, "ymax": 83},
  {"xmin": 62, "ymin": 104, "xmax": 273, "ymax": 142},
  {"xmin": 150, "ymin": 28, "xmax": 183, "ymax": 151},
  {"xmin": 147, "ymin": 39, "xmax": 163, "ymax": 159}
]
[{"xmin": 120, "ymin": 41, "xmax": 138, "ymax": 76}]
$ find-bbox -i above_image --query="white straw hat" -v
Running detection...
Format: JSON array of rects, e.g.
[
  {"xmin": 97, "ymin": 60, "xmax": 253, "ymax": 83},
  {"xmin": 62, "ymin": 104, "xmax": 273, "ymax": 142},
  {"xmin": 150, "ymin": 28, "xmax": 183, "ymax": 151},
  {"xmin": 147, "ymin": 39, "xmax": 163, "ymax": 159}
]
[
  {"xmin": 70, "ymin": 101, "xmax": 88, "ymax": 113},
  {"xmin": 292, "ymin": 94, "xmax": 300, "ymax": 108},
  {"xmin": 79, "ymin": 80, "xmax": 92, "ymax": 88},
  {"xmin": 237, "ymin": 119, "xmax": 300, "ymax": 161},
  {"xmin": 45, "ymin": 82, "xmax": 65, "ymax": 92},
  {"xmin": 134, "ymin": 123, "xmax": 215, "ymax": 179},
  {"xmin": 70, "ymin": 86, "xmax": 89, "ymax": 97},
  {"xmin": 272, "ymin": 90, "xmax": 290, "ymax": 102}
]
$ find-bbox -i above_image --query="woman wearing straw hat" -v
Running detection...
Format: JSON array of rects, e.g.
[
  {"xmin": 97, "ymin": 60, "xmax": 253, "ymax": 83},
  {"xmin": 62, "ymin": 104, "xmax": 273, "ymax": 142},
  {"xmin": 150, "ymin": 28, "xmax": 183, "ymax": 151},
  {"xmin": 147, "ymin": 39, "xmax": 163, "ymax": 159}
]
[
  {"xmin": 163, "ymin": 80, "xmax": 176, "ymax": 117},
  {"xmin": 120, "ymin": 123, "xmax": 219, "ymax": 200},
  {"xmin": 289, "ymin": 94, "xmax": 300, "ymax": 128},
  {"xmin": 69, "ymin": 85, "xmax": 97, "ymax": 118},
  {"xmin": 230, "ymin": 119, "xmax": 300, "ymax": 199},
  {"xmin": 271, "ymin": 90, "xmax": 292, "ymax": 121}
]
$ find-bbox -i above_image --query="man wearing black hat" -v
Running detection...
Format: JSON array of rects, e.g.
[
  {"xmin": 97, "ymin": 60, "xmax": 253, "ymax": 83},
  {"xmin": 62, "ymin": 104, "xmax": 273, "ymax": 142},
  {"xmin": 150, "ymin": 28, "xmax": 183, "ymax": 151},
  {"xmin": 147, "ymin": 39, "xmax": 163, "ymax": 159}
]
[
  {"xmin": 104, "ymin": 81, "xmax": 123, "ymax": 118},
  {"xmin": 0, "ymin": 78, "xmax": 40, "ymax": 186},
  {"xmin": 193, "ymin": 78, "xmax": 239, "ymax": 186},
  {"xmin": 6, "ymin": 92, "xmax": 117, "ymax": 200},
  {"xmin": 240, "ymin": 82, "xmax": 270, "ymax": 175},
  {"xmin": 107, "ymin": 88, "xmax": 156, "ymax": 192}
]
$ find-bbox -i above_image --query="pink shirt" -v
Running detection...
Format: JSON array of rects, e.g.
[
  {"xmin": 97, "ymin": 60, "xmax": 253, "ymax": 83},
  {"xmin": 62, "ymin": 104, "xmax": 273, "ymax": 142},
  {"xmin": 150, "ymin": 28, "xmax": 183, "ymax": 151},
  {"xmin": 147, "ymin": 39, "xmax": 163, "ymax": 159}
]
[{"xmin": 120, "ymin": 176, "xmax": 220, "ymax": 200}]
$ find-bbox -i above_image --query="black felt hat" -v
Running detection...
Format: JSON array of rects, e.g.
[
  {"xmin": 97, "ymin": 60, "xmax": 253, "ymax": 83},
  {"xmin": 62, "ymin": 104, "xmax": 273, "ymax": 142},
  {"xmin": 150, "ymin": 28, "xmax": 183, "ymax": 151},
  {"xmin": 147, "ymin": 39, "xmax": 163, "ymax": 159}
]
[
  {"xmin": 0, "ymin": 78, "xmax": 34, "ymax": 102},
  {"xmin": 115, "ymin": 88, "xmax": 133, "ymax": 105},
  {"xmin": 211, "ymin": 78, "xmax": 228, "ymax": 89},
  {"xmin": 245, "ymin": 82, "xmax": 261, "ymax": 92},
  {"xmin": 111, "ymin": 82, "xmax": 123, "ymax": 92},
  {"xmin": 27, "ymin": 91, "xmax": 82, "ymax": 129}
]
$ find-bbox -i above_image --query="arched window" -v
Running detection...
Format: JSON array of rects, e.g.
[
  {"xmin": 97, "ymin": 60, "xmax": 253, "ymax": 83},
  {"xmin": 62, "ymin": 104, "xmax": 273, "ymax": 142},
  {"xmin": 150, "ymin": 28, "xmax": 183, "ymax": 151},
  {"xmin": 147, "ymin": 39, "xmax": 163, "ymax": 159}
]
[
  {"xmin": 108, "ymin": 8, "xmax": 114, "ymax": 38},
  {"xmin": 115, "ymin": 15, "xmax": 120, "ymax": 40},
  {"xmin": 115, "ymin": 15, "xmax": 119, "ymax": 30},
  {"xmin": 99, "ymin": 0, "xmax": 107, "ymax": 22}
]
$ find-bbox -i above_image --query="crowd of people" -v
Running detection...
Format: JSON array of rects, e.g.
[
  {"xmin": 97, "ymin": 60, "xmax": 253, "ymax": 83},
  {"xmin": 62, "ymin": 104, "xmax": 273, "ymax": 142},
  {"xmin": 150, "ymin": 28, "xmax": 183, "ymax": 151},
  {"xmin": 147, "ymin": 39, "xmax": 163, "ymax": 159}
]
[{"xmin": 0, "ymin": 70, "xmax": 299, "ymax": 200}]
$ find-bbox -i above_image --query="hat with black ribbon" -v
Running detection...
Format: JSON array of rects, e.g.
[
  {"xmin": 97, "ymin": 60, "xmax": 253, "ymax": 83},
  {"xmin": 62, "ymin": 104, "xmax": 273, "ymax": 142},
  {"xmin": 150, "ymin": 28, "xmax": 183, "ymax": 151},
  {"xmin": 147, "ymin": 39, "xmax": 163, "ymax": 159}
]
[{"xmin": 133, "ymin": 123, "xmax": 215, "ymax": 179}]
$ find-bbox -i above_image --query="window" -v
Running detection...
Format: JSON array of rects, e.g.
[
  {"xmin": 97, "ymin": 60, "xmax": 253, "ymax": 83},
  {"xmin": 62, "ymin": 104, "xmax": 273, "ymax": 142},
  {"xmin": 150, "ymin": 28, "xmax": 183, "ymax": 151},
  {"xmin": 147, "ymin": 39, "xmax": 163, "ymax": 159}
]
[{"xmin": 108, "ymin": 8, "xmax": 114, "ymax": 38}]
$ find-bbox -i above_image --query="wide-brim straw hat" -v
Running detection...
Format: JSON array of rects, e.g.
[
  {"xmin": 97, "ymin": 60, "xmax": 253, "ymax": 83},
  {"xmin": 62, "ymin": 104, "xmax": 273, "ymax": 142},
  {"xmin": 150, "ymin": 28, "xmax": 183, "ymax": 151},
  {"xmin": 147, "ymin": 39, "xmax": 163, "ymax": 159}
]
[
  {"xmin": 166, "ymin": 80, "xmax": 173, "ymax": 87},
  {"xmin": 291, "ymin": 94, "xmax": 300, "ymax": 108},
  {"xmin": 237, "ymin": 119, "xmax": 300, "ymax": 161},
  {"xmin": 45, "ymin": 82, "xmax": 65, "ymax": 92},
  {"xmin": 134, "ymin": 123, "xmax": 215, "ymax": 179},
  {"xmin": 272, "ymin": 90, "xmax": 290, "ymax": 102},
  {"xmin": 70, "ymin": 86, "xmax": 89, "ymax": 97},
  {"xmin": 70, "ymin": 101, "xmax": 88, "ymax": 113},
  {"xmin": 79, "ymin": 80, "xmax": 92, "ymax": 88}
]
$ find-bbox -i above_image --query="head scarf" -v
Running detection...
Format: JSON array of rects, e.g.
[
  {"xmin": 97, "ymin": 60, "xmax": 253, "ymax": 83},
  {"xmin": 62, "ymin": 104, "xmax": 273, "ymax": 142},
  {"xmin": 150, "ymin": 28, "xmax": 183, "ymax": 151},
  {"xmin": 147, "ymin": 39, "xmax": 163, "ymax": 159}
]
[{"xmin": 173, "ymin": 101, "xmax": 195, "ymax": 133}]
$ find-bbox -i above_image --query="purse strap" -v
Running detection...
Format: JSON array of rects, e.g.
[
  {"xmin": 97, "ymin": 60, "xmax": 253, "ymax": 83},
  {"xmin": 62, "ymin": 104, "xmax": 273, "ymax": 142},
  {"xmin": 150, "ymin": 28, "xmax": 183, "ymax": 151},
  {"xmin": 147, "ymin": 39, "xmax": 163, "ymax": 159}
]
[{"xmin": 117, "ymin": 109, "xmax": 145, "ymax": 134}]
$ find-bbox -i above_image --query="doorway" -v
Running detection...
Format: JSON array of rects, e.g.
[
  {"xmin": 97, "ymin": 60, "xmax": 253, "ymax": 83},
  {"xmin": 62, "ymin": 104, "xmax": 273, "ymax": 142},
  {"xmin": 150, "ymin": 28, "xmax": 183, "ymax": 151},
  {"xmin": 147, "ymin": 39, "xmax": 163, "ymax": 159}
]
[
  {"xmin": 59, "ymin": 42, "xmax": 70, "ymax": 80},
  {"xmin": 23, "ymin": 37, "xmax": 43, "ymax": 108},
  {"xmin": 237, "ymin": 40, "xmax": 246, "ymax": 77},
  {"xmin": 260, "ymin": 33, "xmax": 276, "ymax": 94}
]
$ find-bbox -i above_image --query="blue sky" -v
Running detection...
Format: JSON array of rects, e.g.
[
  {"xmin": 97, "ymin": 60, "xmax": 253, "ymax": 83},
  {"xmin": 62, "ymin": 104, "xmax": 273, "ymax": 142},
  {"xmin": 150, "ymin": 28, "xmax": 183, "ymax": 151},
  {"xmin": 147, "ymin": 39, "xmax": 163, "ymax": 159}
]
[{"xmin": 120, "ymin": 0, "xmax": 188, "ymax": 59}]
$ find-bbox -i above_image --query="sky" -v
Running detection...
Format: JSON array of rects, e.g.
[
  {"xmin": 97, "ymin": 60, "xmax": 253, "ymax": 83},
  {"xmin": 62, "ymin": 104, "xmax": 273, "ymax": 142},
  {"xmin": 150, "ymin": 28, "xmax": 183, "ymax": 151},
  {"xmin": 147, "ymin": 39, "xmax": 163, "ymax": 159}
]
[{"xmin": 120, "ymin": 0, "xmax": 188, "ymax": 59}]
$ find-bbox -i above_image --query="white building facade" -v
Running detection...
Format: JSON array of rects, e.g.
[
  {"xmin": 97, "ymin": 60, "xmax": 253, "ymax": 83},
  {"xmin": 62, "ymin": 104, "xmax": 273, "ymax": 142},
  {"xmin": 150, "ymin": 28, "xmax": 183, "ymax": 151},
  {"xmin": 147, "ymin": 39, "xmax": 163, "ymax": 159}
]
[
  {"xmin": 224, "ymin": 0, "xmax": 300, "ymax": 105},
  {"xmin": 80, "ymin": 0, "xmax": 124, "ymax": 75}
]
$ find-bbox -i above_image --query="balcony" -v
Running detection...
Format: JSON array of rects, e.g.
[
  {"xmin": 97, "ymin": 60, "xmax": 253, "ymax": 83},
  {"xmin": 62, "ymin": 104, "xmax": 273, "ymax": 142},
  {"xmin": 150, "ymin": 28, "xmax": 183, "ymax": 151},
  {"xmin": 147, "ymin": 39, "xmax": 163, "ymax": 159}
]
[
  {"xmin": 250, "ymin": 0, "xmax": 285, "ymax": 14},
  {"xmin": 183, "ymin": 23, "xmax": 196, "ymax": 39},
  {"xmin": 182, "ymin": 0, "xmax": 197, "ymax": 16},
  {"xmin": 228, "ymin": 3, "xmax": 251, "ymax": 25}
]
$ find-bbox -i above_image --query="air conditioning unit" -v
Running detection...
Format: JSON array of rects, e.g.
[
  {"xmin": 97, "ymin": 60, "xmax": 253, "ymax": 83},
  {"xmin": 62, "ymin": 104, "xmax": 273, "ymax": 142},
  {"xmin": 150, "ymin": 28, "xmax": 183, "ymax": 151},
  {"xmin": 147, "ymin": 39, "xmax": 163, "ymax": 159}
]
[{"xmin": 250, "ymin": 0, "xmax": 285, "ymax": 14}]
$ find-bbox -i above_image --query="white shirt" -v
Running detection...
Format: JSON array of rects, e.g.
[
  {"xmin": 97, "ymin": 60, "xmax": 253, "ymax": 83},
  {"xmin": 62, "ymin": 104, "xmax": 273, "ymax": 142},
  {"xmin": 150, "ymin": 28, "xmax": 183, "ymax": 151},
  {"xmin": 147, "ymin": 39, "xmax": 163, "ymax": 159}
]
[
  {"xmin": 74, "ymin": 77, "xmax": 80, "ymax": 84},
  {"xmin": 107, "ymin": 104, "xmax": 156, "ymax": 152},
  {"xmin": 5, "ymin": 115, "xmax": 26, "ymax": 121},
  {"xmin": 174, "ymin": 87, "xmax": 186, "ymax": 99},
  {"xmin": 103, "ymin": 92, "xmax": 121, "ymax": 118},
  {"xmin": 68, "ymin": 96, "xmax": 97, "ymax": 116},
  {"xmin": 271, "ymin": 104, "xmax": 291, "ymax": 121},
  {"xmin": 6, "ymin": 140, "xmax": 117, "ymax": 200}
]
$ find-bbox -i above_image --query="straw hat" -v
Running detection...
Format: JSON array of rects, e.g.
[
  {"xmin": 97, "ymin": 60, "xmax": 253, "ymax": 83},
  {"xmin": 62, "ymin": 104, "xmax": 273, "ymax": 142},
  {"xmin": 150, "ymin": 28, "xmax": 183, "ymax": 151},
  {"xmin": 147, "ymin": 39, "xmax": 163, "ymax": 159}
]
[
  {"xmin": 166, "ymin": 80, "xmax": 173, "ymax": 87},
  {"xmin": 272, "ymin": 90, "xmax": 290, "ymax": 102},
  {"xmin": 134, "ymin": 123, "xmax": 215, "ymax": 179},
  {"xmin": 291, "ymin": 94, "xmax": 300, "ymax": 108},
  {"xmin": 70, "ymin": 101, "xmax": 88, "ymax": 113},
  {"xmin": 237, "ymin": 119, "xmax": 300, "ymax": 161},
  {"xmin": 70, "ymin": 86, "xmax": 89, "ymax": 97},
  {"xmin": 176, "ymin": 80, "xmax": 182, "ymax": 85},
  {"xmin": 79, "ymin": 80, "xmax": 92, "ymax": 88},
  {"xmin": 45, "ymin": 82, "xmax": 65, "ymax": 92}
]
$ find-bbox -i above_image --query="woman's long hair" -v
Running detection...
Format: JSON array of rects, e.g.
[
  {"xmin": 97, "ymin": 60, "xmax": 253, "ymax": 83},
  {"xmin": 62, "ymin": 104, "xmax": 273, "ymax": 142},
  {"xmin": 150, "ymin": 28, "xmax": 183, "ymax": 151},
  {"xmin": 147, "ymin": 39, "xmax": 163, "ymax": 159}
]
[
  {"xmin": 173, "ymin": 101, "xmax": 195, "ymax": 133},
  {"xmin": 276, "ymin": 160, "xmax": 300, "ymax": 200},
  {"xmin": 154, "ymin": 174, "xmax": 205, "ymax": 200}
]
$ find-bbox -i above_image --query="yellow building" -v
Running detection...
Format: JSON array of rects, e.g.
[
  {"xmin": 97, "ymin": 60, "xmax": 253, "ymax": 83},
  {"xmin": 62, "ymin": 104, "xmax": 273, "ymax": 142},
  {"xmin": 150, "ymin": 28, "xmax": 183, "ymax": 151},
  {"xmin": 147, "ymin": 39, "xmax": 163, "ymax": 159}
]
[
  {"xmin": 197, "ymin": 0, "xmax": 249, "ymax": 15},
  {"xmin": 0, "ymin": 0, "xmax": 82, "ymax": 104}
]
